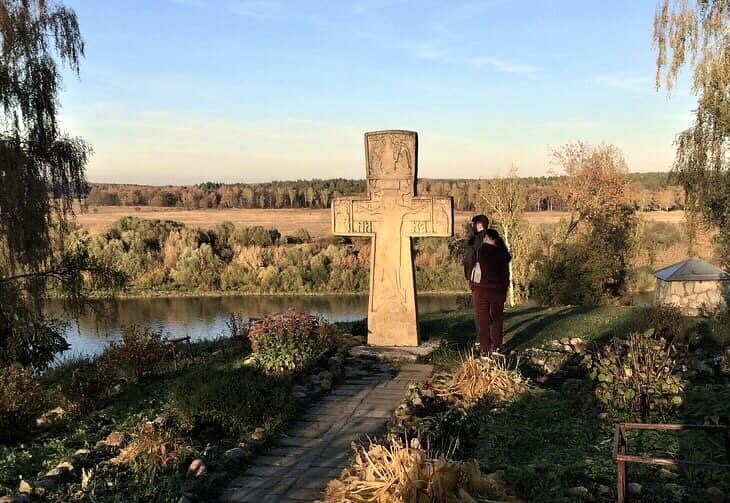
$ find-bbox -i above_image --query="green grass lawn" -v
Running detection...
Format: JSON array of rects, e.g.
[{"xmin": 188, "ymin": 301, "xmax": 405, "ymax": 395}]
[
  {"xmin": 415, "ymin": 302, "xmax": 730, "ymax": 502},
  {"xmin": 418, "ymin": 301, "xmax": 639, "ymax": 351}
]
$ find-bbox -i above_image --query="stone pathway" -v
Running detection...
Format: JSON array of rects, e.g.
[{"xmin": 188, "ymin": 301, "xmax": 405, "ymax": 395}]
[{"xmin": 219, "ymin": 362, "xmax": 433, "ymax": 503}]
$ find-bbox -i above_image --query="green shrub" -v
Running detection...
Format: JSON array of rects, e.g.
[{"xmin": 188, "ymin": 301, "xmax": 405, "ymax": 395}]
[
  {"xmin": 632, "ymin": 305, "xmax": 688, "ymax": 341},
  {"xmin": 249, "ymin": 310, "xmax": 334, "ymax": 374},
  {"xmin": 171, "ymin": 364, "xmax": 292, "ymax": 436},
  {"xmin": 50, "ymin": 356, "xmax": 116, "ymax": 413},
  {"xmin": 0, "ymin": 364, "xmax": 45, "ymax": 439},
  {"xmin": 106, "ymin": 325, "xmax": 169, "ymax": 379},
  {"xmin": 226, "ymin": 312, "xmax": 250, "ymax": 350},
  {"xmin": 682, "ymin": 384, "xmax": 730, "ymax": 425},
  {"xmin": 233, "ymin": 226, "xmax": 280, "ymax": 247},
  {"xmin": 287, "ymin": 228, "xmax": 311, "ymax": 244},
  {"xmin": 587, "ymin": 330, "xmax": 683, "ymax": 415}
]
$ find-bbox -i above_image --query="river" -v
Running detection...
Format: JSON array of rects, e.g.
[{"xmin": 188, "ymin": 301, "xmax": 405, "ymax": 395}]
[{"xmin": 46, "ymin": 294, "xmax": 470, "ymax": 361}]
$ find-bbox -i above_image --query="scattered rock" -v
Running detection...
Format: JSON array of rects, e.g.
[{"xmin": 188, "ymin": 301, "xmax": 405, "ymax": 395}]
[
  {"xmin": 291, "ymin": 385, "xmax": 307, "ymax": 395},
  {"xmin": 291, "ymin": 391, "xmax": 307, "ymax": 400},
  {"xmin": 573, "ymin": 342, "xmax": 588, "ymax": 353},
  {"xmin": 627, "ymin": 482, "xmax": 642, "ymax": 497},
  {"xmin": 567, "ymin": 486, "xmax": 589, "ymax": 497},
  {"xmin": 45, "ymin": 467, "xmax": 71, "ymax": 481},
  {"xmin": 596, "ymin": 484, "xmax": 610, "ymax": 495},
  {"xmin": 32, "ymin": 477, "xmax": 58, "ymax": 496},
  {"xmin": 420, "ymin": 388, "xmax": 435, "ymax": 399},
  {"xmin": 664, "ymin": 483, "xmax": 684, "ymax": 500},
  {"xmin": 597, "ymin": 412, "xmax": 609, "ymax": 420},
  {"xmin": 56, "ymin": 457, "xmax": 77, "ymax": 474},
  {"xmin": 17, "ymin": 480, "xmax": 32, "ymax": 494},
  {"xmin": 659, "ymin": 468, "xmax": 679, "ymax": 480},
  {"xmin": 411, "ymin": 395, "xmax": 423, "ymax": 407},
  {"xmin": 250, "ymin": 427, "xmax": 266, "ymax": 442},
  {"xmin": 706, "ymin": 486, "xmax": 726, "ymax": 503},
  {"xmin": 73, "ymin": 448, "xmax": 91, "ymax": 457},
  {"xmin": 153, "ymin": 414, "xmax": 170, "ymax": 428},
  {"xmin": 36, "ymin": 406, "xmax": 67, "ymax": 427},
  {"xmin": 104, "ymin": 431, "xmax": 126, "ymax": 448},
  {"xmin": 187, "ymin": 459, "xmax": 206, "ymax": 477},
  {"xmin": 224, "ymin": 447, "xmax": 249, "ymax": 462}
]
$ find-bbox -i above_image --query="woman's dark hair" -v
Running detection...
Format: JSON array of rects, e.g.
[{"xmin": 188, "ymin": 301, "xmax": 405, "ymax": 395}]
[
  {"xmin": 485, "ymin": 228, "xmax": 512, "ymax": 260},
  {"xmin": 471, "ymin": 214, "xmax": 490, "ymax": 228}
]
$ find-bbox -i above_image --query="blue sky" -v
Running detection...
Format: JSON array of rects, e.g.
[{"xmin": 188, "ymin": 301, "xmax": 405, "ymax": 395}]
[{"xmin": 59, "ymin": 0, "xmax": 697, "ymax": 184}]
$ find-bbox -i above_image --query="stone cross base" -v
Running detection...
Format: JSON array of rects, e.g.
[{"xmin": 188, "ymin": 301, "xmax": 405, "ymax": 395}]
[{"xmin": 348, "ymin": 338, "xmax": 441, "ymax": 362}]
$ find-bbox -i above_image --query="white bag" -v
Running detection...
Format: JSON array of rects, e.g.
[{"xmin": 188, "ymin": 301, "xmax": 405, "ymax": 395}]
[{"xmin": 470, "ymin": 262, "xmax": 481, "ymax": 283}]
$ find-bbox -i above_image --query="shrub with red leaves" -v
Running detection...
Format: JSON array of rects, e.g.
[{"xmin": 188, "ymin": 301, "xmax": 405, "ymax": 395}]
[{"xmin": 248, "ymin": 310, "xmax": 334, "ymax": 374}]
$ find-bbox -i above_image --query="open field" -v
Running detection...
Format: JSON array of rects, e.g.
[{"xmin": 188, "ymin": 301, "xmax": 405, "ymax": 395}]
[{"xmin": 74, "ymin": 206, "xmax": 687, "ymax": 236}]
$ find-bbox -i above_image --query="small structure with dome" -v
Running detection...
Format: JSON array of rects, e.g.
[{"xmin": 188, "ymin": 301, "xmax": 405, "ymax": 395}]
[{"xmin": 653, "ymin": 257, "xmax": 729, "ymax": 316}]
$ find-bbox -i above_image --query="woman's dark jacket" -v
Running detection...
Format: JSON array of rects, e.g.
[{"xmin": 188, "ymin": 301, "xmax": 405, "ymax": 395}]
[
  {"xmin": 470, "ymin": 243, "xmax": 511, "ymax": 291},
  {"xmin": 462, "ymin": 230, "xmax": 485, "ymax": 281}
]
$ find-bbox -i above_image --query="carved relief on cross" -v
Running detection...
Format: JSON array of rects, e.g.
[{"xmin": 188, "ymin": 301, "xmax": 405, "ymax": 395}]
[{"xmin": 331, "ymin": 130, "xmax": 454, "ymax": 347}]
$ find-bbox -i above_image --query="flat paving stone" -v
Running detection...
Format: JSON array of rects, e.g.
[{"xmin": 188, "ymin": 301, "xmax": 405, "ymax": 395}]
[{"xmin": 218, "ymin": 363, "xmax": 433, "ymax": 502}]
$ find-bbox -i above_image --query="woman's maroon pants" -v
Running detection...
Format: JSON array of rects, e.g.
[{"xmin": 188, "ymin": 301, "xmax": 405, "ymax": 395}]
[{"xmin": 472, "ymin": 287, "xmax": 506, "ymax": 353}]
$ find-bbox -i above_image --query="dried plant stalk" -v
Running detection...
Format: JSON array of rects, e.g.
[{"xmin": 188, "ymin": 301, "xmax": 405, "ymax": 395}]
[
  {"xmin": 322, "ymin": 438, "xmax": 519, "ymax": 502},
  {"xmin": 432, "ymin": 352, "xmax": 528, "ymax": 406},
  {"xmin": 113, "ymin": 422, "xmax": 189, "ymax": 468}
]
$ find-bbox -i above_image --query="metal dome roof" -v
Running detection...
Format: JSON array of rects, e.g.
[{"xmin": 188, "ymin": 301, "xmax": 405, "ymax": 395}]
[{"xmin": 654, "ymin": 257, "xmax": 730, "ymax": 282}]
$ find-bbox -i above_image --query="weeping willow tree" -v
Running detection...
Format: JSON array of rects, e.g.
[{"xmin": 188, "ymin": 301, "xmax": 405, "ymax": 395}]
[
  {"xmin": 0, "ymin": 0, "xmax": 122, "ymax": 368},
  {"xmin": 654, "ymin": 0, "xmax": 730, "ymax": 268}
]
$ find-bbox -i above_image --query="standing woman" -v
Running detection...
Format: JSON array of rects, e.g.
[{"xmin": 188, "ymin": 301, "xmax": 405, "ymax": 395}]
[{"xmin": 471, "ymin": 228, "xmax": 511, "ymax": 356}]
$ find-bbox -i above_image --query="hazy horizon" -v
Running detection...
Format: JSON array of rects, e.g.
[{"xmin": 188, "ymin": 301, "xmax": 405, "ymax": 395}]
[
  {"xmin": 61, "ymin": 1, "xmax": 695, "ymax": 185},
  {"xmin": 87, "ymin": 167, "xmax": 674, "ymax": 188}
]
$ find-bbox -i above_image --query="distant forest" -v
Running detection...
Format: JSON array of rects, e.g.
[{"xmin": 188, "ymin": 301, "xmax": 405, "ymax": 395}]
[{"xmin": 87, "ymin": 172, "xmax": 684, "ymax": 213}]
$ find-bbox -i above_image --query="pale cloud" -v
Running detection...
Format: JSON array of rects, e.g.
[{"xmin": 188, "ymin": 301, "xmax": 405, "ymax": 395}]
[
  {"xmin": 230, "ymin": 1, "xmax": 279, "ymax": 19},
  {"xmin": 386, "ymin": 43, "xmax": 537, "ymax": 78},
  {"xmin": 352, "ymin": 0, "xmax": 409, "ymax": 15},
  {"xmin": 468, "ymin": 56, "xmax": 537, "ymax": 77},
  {"xmin": 171, "ymin": 0, "xmax": 205, "ymax": 6},
  {"xmin": 594, "ymin": 72, "xmax": 653, "ymax": 93},
  {"xmin": 390, "ymin": 42, "xmax": 448, "ymax": 62}
]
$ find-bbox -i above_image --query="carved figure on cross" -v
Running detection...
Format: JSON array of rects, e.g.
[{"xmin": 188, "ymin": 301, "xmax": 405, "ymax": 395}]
[{"xmin": 332, "ymin": 130, "xmax": 454, "ymax": 346}]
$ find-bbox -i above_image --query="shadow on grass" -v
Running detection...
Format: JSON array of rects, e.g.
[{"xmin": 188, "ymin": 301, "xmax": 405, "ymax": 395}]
[{"xmin": 412, "ymin": 303, "xmax": 728, "ymax": 502}]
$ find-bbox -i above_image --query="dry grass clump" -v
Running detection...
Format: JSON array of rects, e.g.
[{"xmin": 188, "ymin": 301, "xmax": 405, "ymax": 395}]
[
  {"xmin": 432, "ymin": 352, "xmax": 528, "ymax": 406},
  {"xmin": 322, "ymin": 438, "xmax": 517, "ymax": 502},
  {"xmin": 112, "ymin": 422, "xmax": 190, "ymax": 468}
]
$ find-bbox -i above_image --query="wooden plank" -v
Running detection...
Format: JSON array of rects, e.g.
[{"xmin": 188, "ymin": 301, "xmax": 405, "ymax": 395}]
[
  {"xmin": 621, "ymin": 423, "xmax": 730, "ymax": 432},
  {"xmin": 616, "ymin": 453, "xmax": 730, "ymax": 469}
]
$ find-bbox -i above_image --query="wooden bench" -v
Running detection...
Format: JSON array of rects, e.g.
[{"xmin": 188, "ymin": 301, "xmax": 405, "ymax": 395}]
[{"xmin": 166, "ymin": 336, "xmax": 194, "ymax": 369}]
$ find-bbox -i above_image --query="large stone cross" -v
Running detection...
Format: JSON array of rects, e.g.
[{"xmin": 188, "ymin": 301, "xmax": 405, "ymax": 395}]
[{"xmin": 331, "ymin": 130, "xmax": 454, "ymax": 346}]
